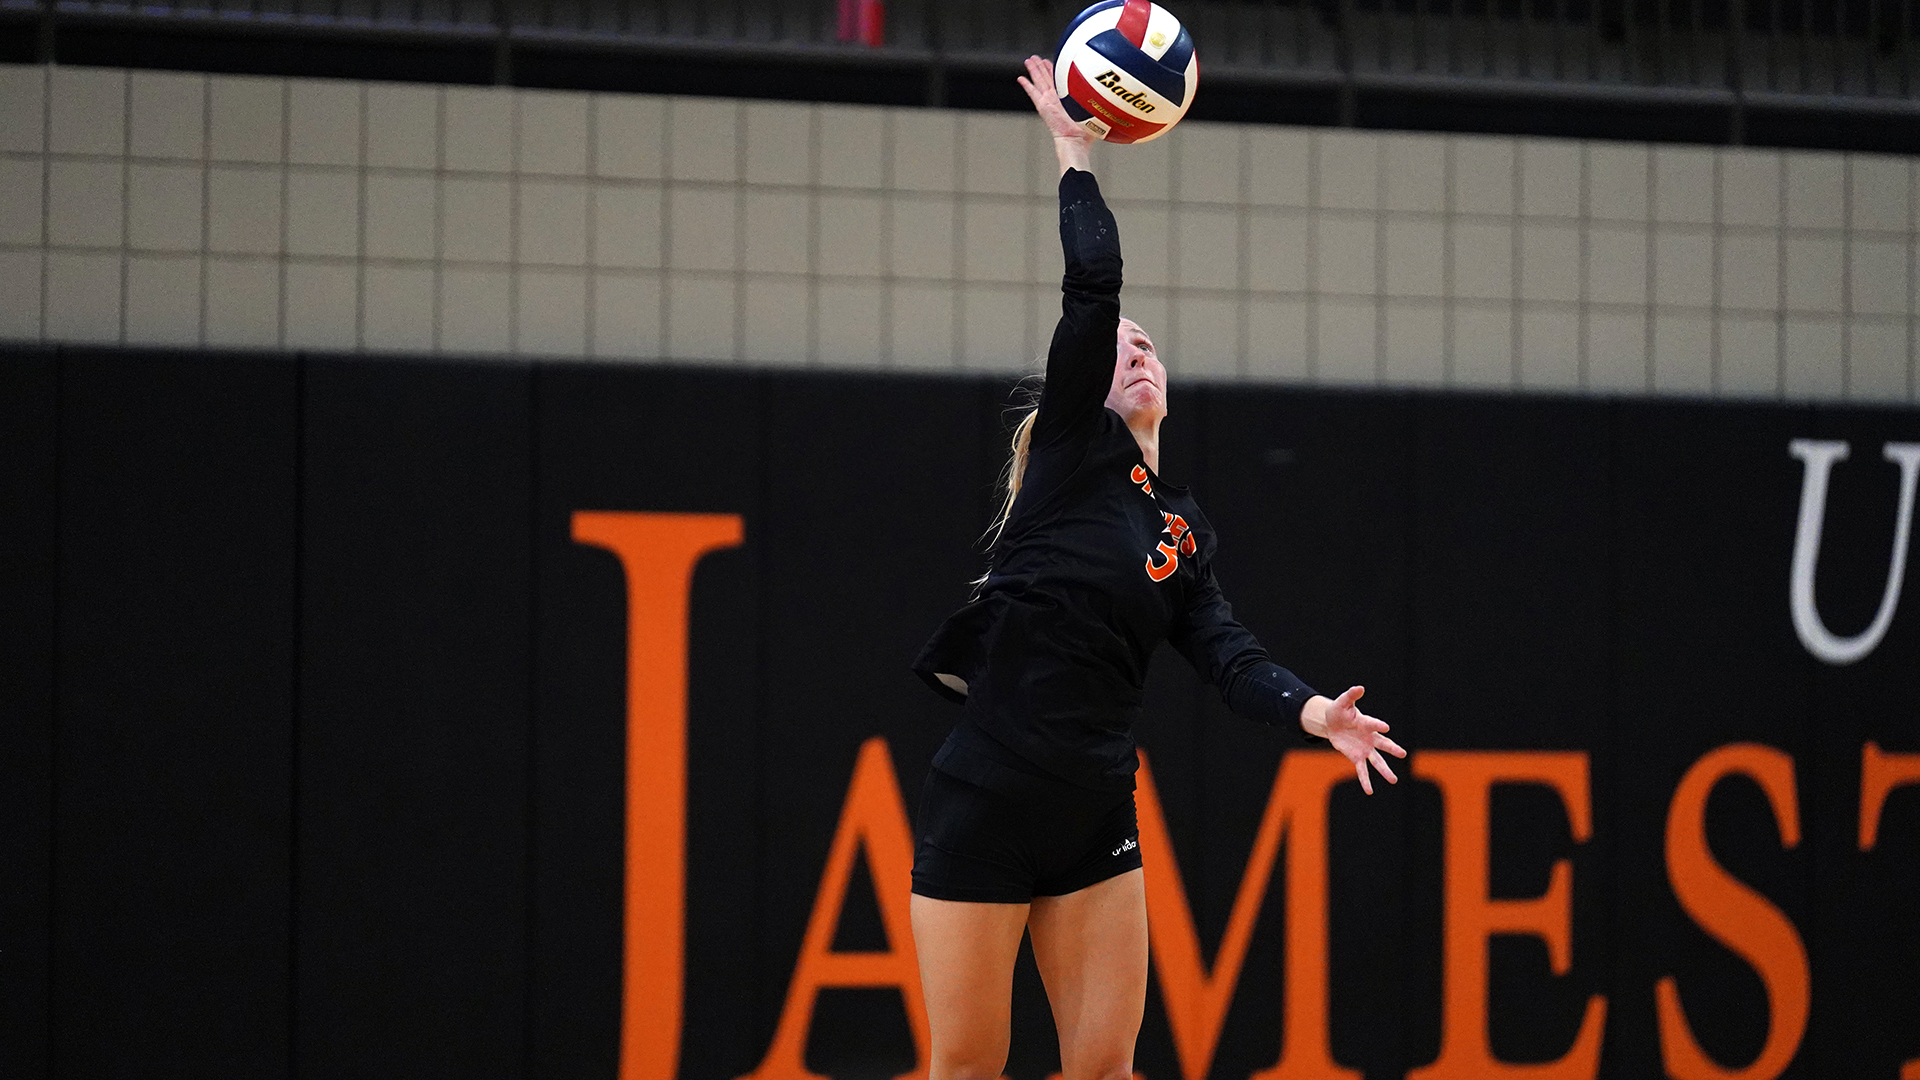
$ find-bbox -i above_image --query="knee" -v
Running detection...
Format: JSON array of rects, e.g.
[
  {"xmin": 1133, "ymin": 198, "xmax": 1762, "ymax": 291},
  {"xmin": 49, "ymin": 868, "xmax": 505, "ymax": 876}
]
[
  {"xmin": 929, "ymin": 1045, "xmax": 1008, "ymax": 1080},
  {"xmin": 1062, "ymin": 1059, "xmax": 1135, "ymax": 1080}
]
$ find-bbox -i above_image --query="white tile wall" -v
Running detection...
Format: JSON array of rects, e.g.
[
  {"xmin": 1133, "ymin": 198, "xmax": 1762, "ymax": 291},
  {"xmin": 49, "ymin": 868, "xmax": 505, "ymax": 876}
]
[
  {"xmin": 364, "ymin": 173, "xmax": 435, "ymax": 261},
  {"xmin": 890, "ymin": 282, "xmax": 956, "ymax": 369},
  {"xmin": 1246, "ymin": 128, "xmax": 1310, "ymax": 207},
  {"xmin": 1784, "ymin": 318, "xmax": 1844, "ymax": 398},
  {"xmin": 0, "ymin": 250, "xmax": 41, "ymax": 339},
  {"xmin": 205, "ymin": 256, "xmax": 280, "ymax": 347},
  {"xmin": 744, "ymin": 102, "xmax": 814, "ymax": 187},
  {"xmin": 130, "ymin": 163, "xmax": 206, "ymax": 253},
  {"xmin": 44, "ymin": 251, "xmax": 119, "ymax": 342},
  {"xmin": 817, "ymin": 105, "xmax": 885, "ymax": 190},
  {"xmin": 594, "ymin": 96, "xmax": 665, "ymax": 180},
  {"xmin": 361, "ymin": 264, "xmax": 433, "ymax": 352},
  {"xmin": 1719, "ymin": 233, "xmax": 1779, "ymax": 311},
  {"xmin": 6, "ymin": 62, "xmax": 1916, "ymax": 405},
  {"xmin": 0, "ymin": 67, "xmax": 46, "ymax": 153},
  {"xmin": 668, "ymin": 187, "xmax": 737, "ymax": 273},
  {"xmin": 741, "ymin": 274, "xmax": 810, "ymax": 365},
  {"xmin": 517, "ymin": 269, "xmax": 587, "ymax": 355},
  {"xmin": 1383, "ymin": 301, "xmax": 1444, "ymax": 387},
  {"xmin": 894, "ymin": 193, "xmax": 956, "ymax": 278},
  {"xmin": 206, "ymin": 166, "xmax": 281, "ymax": 256},
  {"xmin": 592, "ymin": 272, "xmax": 663, "ymax": 361},
  {"xmin": 1588, "ymin": 144, "xmax": 1649, "ymax": 222},
  {"xmin": 441, "ymin": 177, "xmax": 511, "ymax": 263},
  {"xmin": 49, "ymin": 68, "xmax": 124, "ymax": 157},
  {"xmin": 1653, "ymin": 313, "xmax": 1713, "ymax": 394},
  {"xmin": 1316, "ymin": 297, "xmax": 1378, "ymax": 384},
  {"xmin": 284, "ymin": 261, "xmax": 358, "ymax": 350},
  {"xmin": 592, "ymin": 183, "xmax": 662, "ymax": 269},
  {"xmin": 1176, "ymin": 207, "xmax": 1241, "ymax": 292},
  {"xmin": 1718, "ymin": 315, "xmax": 1780, "ymax": 397},
  {"xmin": 440, "ymin": 267, "xmax": 512, "ymax": 356},
  {"xmin": 1586, "ymin": 311, "xmax": 1647, "ymax": 392},
  {"xmin": 1653, "ymin": 231, "xmax": 1713, "ymax": 310},
  {"xmin": 0, "ymin": 157, "xmax": 43, "ymax": 245},
  {"xmin": 1653, "ymin": 147, "xmax": 1715, "ymax": 225},
  {"xmin": 1453, "ymin": 303, "xmax": 1514, "ymax": 388},
  {"xmin": 1451, "ymin": 222, "xmax": 1512, "ymax": 301},
  {"xmin": 815, "ymin": 279, "xmax": 882, "ymax": 367},
  {"xmin": 46, "ymin": 159, "xmax": 122, "ymax": 249},
  {"xmin": 1519, "ymin": 308, "xmax": 1579, "ymax": 390},
  {"xmin": 1519, "ymin": 223, "xmax": 1579, "ymax": 303},
  {"xmin": 444, "ymin": 88, "xmax": 513, "ymax": 174},
  {"xmin": 1383, "ymin": 136, "xmax": 1445, "ymax": 214},
  {"xmin": 1785, "ymin": 153, "xmax": 1845, "ymax": 229},
  {"xmin": 1719, "ymin": 152, "xmax": 1779, "ymax": 227},
  {"xmin": 1849, "ymin": 156, "xmax": 1911, "ymax": 232},
  {"xmin": 130, "ymin": 71, "xmax": 205, "ymax": 160},
  {"xmin": 518, "ymin": 180, "xmax": 589, "ymax": 266},
  {"xmin": 365, "ymin": 84, "xmax": 437, "ymax": 170},
  {"xmin": 1170, "ymin": 294, "xmax": 1239, "ymax": 379},
  {"xmin": 961, "ymin": 286, "xmax": 1028, "ymax": 370},
  {"xmin": 518, "ymin": 91, "xmax": 590, "ymax": 176},
  {"xmin": 125, "ymin": 254, "xmax": 201, "ymax": 345},
  {"xmin": 1849, "ymin": 320, "xmax": 1910, "ymax": 402},
  {"xmin": 1177, "ymin": 124, "xmax": 1242, "ymax": 205},
  {"xmin": 210, "ymin": 77, "xmax": 283, "ymax": 164},
  {"xmin": 667, "ymin": 273, "xmax": 739, "ymax": 361},
  {"xmin": 1521, "ymin": 141, "xmax": 1580, "ymax": 219},
  {"xmin": 288, "ymin": 80, "xmax": 360, "ymax": 167}
]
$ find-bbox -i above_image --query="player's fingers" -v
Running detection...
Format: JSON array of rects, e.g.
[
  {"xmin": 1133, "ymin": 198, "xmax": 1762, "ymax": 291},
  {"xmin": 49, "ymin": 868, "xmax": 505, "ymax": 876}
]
[
  {"xmin": 1355, "ymin": 758, "xmax": 1374, "ymax": 795},
  {"xmin": 1361, "ymin": 714, "xmax": 1389, "ymax": 732},
  {"xmin": 1337, "ymin": 685, "xmax": 1365, "ymax": 708},
  {"xmin": 1377, "ymin": 735, "xmax": 1408, "ymax": 758},
  {"xmin": 1370, "ymin": 750, "xmax": 1399, "ymax": 784}
]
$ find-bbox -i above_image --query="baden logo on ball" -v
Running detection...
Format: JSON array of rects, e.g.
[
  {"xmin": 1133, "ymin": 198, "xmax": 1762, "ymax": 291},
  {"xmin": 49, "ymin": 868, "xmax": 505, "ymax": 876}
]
[{"xmin": 1054, "ymin": 0, "xmax": 1199, "ymax": 144}]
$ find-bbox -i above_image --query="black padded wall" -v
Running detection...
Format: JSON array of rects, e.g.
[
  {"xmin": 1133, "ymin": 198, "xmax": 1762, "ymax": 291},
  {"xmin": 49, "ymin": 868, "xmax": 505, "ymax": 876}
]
[{"xmin": 1, "ymin": 344, "xmax": 1915, "ymax": 1080}]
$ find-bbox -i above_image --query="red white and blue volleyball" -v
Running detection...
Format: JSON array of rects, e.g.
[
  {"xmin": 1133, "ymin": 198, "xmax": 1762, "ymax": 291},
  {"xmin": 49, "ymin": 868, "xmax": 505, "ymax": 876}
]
[{"xmin": 1054, "ymin": 0, "xmax": 1198, "ymax": 144}]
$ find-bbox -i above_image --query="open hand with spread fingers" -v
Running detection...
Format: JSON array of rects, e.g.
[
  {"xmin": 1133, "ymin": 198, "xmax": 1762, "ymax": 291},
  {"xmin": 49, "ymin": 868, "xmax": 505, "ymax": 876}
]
[
  {"xmin": 1016, "ymin": 55, "xmax": 1096, "ymax": 173},
  {"xmin": 1304, "ymin": 686, "xmax": 1407, "ymax": 795}
]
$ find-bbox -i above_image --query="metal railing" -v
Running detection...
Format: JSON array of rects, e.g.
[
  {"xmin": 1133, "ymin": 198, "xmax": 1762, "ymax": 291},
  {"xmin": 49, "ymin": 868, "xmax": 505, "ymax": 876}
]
[{"xmin": 12, "ymin": 0, "xmax": 1920, "ymax": 110}]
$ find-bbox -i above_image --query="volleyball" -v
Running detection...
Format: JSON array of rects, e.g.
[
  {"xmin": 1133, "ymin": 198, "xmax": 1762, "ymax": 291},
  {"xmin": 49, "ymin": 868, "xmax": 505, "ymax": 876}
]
[{"xmin": 1053, "ymin": 0, "xmax": 1198, "ymax": 144}]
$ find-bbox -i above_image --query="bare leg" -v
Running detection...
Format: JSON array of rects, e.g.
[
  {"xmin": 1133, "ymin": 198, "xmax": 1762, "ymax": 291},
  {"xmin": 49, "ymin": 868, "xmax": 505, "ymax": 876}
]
[
  {"xmin": 1026, "ymin": 868, "xmax": 1148, "ymax": 1080},
  {"xmin": 911, "ymin": 893, "xmax": 1032, "ymax": 1080}
]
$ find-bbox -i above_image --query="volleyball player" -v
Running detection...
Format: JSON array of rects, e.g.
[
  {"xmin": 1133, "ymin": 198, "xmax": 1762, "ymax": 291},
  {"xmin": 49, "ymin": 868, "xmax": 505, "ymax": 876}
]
[{"xmin": 906, "ymin": 56, "xmax": 1407, "ymax": 1080}]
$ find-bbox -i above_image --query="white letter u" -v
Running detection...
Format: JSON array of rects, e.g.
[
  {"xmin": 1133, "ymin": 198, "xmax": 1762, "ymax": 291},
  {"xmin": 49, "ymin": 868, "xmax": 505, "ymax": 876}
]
[{"xmin": 1788, "ymin": 439, "xmax": 1920, "ymax": 665}]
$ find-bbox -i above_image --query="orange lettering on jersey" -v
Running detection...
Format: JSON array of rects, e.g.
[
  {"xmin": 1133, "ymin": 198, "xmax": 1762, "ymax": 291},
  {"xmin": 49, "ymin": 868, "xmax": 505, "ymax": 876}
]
[
  {"xmin": 1145, "ymin": 511, "xmax": 1192, "ymax": 582},
  {"xmin": 1147, "ymin": 541, "xmax": 1180, "ymax": 582},
  {"xmin": 1132, "ymin": 465, "xmax": 1149, "ymax": 483}
]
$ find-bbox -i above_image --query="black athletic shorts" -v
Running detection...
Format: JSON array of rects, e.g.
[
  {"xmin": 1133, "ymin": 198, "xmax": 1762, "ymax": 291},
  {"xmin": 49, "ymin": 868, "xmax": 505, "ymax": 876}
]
[{"xmin": 910, "ymin": 766, "xmax": 1143, "ymax": 904}]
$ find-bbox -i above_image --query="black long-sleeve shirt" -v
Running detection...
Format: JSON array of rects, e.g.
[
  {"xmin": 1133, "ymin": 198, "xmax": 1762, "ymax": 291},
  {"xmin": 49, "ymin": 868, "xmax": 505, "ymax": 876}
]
[{"xmin": 912, "ymin": 168, "xmax": 1317, "ymax": 794}]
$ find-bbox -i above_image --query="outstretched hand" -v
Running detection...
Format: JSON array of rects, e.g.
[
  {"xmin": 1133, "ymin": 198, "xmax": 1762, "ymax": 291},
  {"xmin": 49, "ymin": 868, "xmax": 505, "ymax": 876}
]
[
  {"xmin": 1016, "ymin": 55, "xmax": 1095, "ymax": 174},
  {"xmin": 1312, "ymin": 686, "xmax": 1407, "ymax": 795}
]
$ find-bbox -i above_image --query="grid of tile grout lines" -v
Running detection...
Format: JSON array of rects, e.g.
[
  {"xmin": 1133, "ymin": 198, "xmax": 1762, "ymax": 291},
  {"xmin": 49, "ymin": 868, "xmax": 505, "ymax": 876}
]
[{"xmin": 0, "ymin": 62, "xmax": 1916, "ymax": 403}]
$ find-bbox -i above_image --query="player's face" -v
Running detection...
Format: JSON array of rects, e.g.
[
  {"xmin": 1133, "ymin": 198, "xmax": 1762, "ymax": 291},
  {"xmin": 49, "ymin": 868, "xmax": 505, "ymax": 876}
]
[{"xmin": 1106, "ymin": 318, "xmax": 1168, "ymax": 425}]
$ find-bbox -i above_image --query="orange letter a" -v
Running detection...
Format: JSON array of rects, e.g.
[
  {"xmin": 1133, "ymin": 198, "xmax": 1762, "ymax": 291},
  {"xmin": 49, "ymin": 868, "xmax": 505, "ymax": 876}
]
[
  {"xmin": 740, "ymin": 737, "xmax": 930, "ymax": 1080},
  {"xmin": 572, "ymin": 511, "xmax": 745, "ymax": 1080}
]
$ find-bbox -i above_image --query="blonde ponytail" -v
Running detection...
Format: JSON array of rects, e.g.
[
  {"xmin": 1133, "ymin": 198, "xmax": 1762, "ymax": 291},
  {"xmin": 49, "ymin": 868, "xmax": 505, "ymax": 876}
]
[{"xmin": 985, "ymin": 407, "xmax": 1038, "ymax": 550}]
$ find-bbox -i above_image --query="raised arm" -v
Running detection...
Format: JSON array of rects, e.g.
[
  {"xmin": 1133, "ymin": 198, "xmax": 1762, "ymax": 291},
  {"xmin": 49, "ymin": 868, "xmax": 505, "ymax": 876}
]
[
  {"xmin": 1170, "ymin": 565, "xmax": 1408, "ymax": 793},
  {"xmin": 1017, "ymin": 56, "xmax": 1120, "ymax": 442}
]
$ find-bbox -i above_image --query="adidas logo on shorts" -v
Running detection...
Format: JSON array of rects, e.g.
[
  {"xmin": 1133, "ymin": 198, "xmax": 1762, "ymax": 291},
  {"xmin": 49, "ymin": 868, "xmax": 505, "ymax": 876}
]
[{"xmin": 1111, "ymin": 836, "xmax": 1139, "ymax": 857}]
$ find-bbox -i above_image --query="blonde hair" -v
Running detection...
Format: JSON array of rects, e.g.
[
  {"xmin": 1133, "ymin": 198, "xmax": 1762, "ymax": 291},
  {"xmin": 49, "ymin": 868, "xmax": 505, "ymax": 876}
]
[
  {"xmin": 970, "ymin": 382, "xmax": 1043, "ymax": 588},
  {"xmin": 983, "ymin": 407, "xmax": 1039, "ymax": 552}
]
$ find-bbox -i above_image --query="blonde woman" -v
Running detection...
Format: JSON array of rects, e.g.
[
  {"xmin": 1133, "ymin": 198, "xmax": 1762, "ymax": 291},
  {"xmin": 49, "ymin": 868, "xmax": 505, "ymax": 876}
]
[{"xmin": 907, "ymin": 55, "xmax": 1407, "ymax": 1080}]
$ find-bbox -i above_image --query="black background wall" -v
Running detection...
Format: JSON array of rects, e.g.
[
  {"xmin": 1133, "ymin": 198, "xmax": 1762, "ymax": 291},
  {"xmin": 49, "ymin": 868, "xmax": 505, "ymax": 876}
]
[{"xmin": 1, "ymin": 345, "xmax": 1916, "ymax": 1080}]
